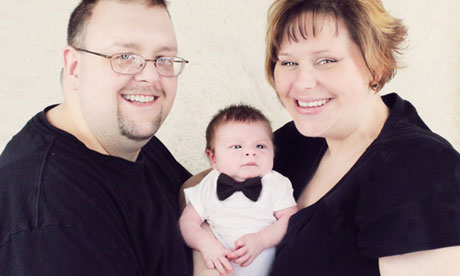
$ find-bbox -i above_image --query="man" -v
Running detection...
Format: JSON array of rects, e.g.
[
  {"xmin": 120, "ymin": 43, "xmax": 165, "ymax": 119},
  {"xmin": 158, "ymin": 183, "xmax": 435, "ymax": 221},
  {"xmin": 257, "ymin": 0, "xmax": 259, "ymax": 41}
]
[{"xmin": 0, "ymin": 0, "xmax": 191, "ymax": 275}]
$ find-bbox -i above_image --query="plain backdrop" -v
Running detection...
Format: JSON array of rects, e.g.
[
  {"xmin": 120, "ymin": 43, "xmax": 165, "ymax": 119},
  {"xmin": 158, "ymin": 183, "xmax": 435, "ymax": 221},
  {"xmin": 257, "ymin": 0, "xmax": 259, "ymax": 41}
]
[{"xmin": 1, "ymin": 0, "xmax": 459, "ymax": 173}]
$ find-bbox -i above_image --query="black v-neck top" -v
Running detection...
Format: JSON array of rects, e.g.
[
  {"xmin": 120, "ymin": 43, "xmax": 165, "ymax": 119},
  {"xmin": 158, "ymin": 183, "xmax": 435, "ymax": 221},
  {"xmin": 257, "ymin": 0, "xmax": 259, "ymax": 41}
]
[{"xmin": 271, "ymin": 93, "xmax": 460, "ymax": 275}]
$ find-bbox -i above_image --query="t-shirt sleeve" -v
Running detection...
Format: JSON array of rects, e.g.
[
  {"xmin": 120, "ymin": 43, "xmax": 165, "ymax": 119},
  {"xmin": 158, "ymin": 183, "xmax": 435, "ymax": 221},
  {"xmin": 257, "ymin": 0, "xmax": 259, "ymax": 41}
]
[
  {"xmin": 268, "ymin": 171, "xmax": 297, "ymax": 212},
  {"xmin": 356, "ymin": 140, "xmax": 460, "ymax": 258},
  {"xmin": 0, "ymin": 226, "xmax": 137, "ymax": 276},
  {"xmin": 183, "ymin": 172, "xmax": 217, "ymax": 222}
]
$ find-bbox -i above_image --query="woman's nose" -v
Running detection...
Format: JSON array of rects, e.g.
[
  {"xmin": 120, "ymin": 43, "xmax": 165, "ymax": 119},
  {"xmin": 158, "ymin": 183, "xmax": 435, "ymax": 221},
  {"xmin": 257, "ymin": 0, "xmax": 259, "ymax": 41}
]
[{"xmin": 293, "ymin": 66, "xmax": 317, "ymax": 90}]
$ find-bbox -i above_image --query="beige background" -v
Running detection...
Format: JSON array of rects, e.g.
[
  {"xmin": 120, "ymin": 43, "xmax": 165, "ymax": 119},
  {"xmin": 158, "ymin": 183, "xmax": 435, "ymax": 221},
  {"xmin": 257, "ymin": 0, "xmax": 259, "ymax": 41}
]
[{"xmin": 1, "ymin": 0, "xmax": 459, "ymax": 173}]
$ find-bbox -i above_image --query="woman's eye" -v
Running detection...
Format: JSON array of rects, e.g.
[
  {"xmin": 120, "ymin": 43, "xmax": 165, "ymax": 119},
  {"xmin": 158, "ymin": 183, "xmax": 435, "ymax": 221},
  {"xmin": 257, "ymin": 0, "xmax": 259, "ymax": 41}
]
[
  {"xmin": 280, "ymin": 61, "xmax": 298, "ymax": 67},
  {"xmin": 317, "ymin": 58, "xmax": 336, "ymax": 65},
  {"xmin": 231, "ymin": 145, "xmax": 242, "ymax": 149},
  {"xmin": 256, "ymin": 145, "xmax": 265, "ymax": 149}
]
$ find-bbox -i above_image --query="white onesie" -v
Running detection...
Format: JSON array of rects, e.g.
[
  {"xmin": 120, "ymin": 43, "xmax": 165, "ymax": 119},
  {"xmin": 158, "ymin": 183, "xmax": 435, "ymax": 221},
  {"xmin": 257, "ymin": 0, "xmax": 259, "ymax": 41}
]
[{"xmin": 184, "ymin": 169, "xmax": 296, "ymax": 276}]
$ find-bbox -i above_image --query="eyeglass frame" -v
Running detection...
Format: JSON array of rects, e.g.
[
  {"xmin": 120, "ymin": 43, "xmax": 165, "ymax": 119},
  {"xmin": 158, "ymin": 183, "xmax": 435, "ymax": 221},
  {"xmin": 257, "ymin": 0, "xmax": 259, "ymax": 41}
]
[{"xmin": 73, "ymin": 47, "xmax": 189, "ymax": 77}]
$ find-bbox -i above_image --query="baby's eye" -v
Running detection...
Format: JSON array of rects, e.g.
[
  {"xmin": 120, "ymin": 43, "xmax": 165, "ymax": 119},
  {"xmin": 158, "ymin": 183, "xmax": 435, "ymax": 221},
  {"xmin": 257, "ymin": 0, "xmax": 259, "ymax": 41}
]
[
  {"xmin": 256, "ymin": 144, "xmax": 265, "ymax": 149},
  {"xmin": 231, "ymin": 145, "xmax": 242, "ymax": 149}
]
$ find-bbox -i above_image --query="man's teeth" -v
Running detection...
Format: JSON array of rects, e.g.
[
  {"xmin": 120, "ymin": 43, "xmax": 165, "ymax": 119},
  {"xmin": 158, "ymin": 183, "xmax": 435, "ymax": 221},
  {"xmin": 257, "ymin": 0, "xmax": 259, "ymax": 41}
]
[
  {"xmin": 123, "ymin": 95, "xmax": 155, "ymax": 103},
  {"xmin": 298, "ymin": 99, "xmax": 329, "ymax": 108}
]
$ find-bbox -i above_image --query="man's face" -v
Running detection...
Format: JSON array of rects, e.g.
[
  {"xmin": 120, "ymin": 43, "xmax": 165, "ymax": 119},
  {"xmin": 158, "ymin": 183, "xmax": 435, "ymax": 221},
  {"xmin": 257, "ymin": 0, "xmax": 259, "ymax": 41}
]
[{"xmin": 76, "ymin": 1, "xmax": 178, "ymax": 157}]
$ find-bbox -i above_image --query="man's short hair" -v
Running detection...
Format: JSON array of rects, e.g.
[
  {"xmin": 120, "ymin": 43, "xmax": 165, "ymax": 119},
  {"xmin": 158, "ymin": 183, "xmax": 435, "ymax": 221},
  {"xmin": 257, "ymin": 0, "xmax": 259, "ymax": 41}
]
[
  {"xmin": 67, "ymin": 0, "xmax": 168, "ymax": 47},
  {"xmin": 205, "ymin": 104, "xmax": 273, "ymax": 152}
]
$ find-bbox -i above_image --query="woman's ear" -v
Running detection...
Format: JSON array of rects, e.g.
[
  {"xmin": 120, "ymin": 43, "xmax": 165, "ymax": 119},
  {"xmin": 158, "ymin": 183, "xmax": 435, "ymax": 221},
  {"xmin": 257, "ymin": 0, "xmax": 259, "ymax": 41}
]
[
  {"xmin": 62, "ymin": 45, "xmax": 80, "ymax": 91},
  {"xmin": 370, "ymin": 66, "xmax": 384, "ymax": 92}
]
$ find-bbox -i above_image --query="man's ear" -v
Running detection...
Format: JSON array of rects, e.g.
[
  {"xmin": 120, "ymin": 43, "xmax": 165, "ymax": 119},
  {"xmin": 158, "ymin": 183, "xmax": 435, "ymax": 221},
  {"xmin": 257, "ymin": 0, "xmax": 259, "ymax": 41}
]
[{"xmin": 62, "ymin": 45, "xmax": 80, "ymax": 91}]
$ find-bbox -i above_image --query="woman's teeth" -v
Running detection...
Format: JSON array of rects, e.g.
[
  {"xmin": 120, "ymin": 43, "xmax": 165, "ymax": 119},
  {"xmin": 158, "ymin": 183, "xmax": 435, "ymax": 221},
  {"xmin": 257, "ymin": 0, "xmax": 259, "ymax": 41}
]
[{"xmin": 297, "ymin": 99, "xmax": 330, "ymax": 108}]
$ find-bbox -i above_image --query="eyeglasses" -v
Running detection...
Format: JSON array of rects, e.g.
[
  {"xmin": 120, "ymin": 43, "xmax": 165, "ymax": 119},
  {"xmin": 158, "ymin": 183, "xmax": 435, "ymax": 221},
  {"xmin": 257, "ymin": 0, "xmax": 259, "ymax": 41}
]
[{"xmin": 74, "ymin": 47, "xmax": 189, "ymax": 77}]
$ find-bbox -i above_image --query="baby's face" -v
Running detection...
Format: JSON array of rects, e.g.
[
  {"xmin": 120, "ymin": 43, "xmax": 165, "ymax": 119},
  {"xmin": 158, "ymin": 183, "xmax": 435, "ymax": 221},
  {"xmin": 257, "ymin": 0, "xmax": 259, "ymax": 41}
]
[{"xmin": 207, "ymin": 121, "xmax": 274, "ymax": 182}]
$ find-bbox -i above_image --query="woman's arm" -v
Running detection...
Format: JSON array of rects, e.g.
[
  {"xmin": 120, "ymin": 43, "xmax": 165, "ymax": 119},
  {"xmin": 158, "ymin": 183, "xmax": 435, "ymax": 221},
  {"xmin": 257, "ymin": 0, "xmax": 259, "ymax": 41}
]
[{"xmin": 379, "ymin": 246, "xmax": 460, "ymax": 276}]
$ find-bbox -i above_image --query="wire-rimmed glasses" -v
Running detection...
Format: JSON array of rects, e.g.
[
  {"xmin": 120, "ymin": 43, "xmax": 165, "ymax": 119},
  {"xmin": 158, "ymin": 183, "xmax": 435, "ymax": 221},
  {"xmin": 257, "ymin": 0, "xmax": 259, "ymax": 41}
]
[{"xmin": 74, "ymin": 47, "xmax": 189, "ymax": 77}]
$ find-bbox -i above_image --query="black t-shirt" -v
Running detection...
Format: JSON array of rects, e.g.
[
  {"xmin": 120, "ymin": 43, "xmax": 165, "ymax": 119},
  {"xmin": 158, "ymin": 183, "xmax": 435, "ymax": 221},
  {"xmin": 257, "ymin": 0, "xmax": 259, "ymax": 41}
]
[
  {"xmin": 0, "ymin": 106, "xmax": 192, "ymax": 275},
  {"xmin": 271, "ymin": 93, "xmax": 460, "ymax": 275}
]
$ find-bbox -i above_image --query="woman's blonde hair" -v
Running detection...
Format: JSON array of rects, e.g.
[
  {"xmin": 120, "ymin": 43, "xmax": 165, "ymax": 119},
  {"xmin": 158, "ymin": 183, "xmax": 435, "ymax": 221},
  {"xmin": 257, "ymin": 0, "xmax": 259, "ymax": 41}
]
[{"xmin": 265, "ymin": 0, "xmax": 407, "ymax": 92}]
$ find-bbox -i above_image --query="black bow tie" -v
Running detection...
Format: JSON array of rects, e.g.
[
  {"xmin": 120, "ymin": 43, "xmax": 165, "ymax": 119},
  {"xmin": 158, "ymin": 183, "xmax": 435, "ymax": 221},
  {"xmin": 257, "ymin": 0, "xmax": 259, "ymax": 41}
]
[{"xmin": 216, "ymin": 173, "xmax": 262, "ymax": 202}]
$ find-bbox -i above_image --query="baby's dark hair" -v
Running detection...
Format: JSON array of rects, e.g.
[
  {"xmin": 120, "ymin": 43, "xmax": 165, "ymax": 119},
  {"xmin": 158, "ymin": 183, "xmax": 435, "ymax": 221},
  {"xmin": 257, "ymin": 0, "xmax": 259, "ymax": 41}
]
[{"xmin": 206, "ymin": 104, "xmax": 273, "ymax": 152}]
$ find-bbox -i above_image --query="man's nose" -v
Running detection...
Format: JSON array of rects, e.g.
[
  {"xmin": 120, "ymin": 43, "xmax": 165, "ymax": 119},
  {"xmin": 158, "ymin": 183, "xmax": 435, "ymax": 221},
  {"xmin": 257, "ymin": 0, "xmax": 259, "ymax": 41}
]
[{"xmin": 134, "ymin": 61, "xmax": 161, "ymax": 84}]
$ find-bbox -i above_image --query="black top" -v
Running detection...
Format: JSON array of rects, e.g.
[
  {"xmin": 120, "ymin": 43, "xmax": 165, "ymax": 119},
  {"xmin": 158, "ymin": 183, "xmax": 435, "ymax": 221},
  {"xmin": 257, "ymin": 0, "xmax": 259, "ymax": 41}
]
[
  {"xmin": 0, "ymin": 106, "xmax": 192, "ymax": 275},
  {"xmin": 271, "ymin": 93, "xmax": 460, "ymax": 275}
]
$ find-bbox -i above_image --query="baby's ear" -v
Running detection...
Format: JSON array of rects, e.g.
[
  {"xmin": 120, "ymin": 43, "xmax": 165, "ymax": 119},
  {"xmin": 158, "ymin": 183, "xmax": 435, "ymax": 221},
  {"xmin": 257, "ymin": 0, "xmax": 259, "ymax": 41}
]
[{"xmin": 205, "ymin": 149, "xmax": 216, "ymax": 165}]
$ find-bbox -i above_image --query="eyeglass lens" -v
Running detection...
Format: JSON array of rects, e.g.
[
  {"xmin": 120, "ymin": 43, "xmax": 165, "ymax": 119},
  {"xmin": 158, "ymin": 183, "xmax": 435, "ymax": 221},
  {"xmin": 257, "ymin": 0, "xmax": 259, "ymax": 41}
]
[{"xmin": 111, "ymin": 54, "xmax": 184, "ymax": 76}]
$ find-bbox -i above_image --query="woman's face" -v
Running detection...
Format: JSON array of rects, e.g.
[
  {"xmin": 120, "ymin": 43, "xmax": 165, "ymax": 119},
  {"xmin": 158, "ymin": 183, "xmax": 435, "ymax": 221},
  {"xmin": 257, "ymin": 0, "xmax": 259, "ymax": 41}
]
[{"xmin": 273, "ymin": 13, "xmax": 375, "ymax": 139}]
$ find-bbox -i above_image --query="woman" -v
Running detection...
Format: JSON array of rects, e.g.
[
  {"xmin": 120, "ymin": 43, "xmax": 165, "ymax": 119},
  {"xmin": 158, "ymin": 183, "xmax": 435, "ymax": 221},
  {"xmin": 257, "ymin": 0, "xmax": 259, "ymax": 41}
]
[{"xmin": 267, "ymin": 0, "xmax": 460, "ymax": 275}]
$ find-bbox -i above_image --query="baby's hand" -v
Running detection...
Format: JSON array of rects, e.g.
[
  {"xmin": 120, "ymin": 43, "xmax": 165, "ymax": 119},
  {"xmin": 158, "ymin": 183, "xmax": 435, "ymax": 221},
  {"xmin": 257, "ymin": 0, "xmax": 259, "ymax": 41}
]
[
  {"xmin": 200, "ymin": 239, "xmax": 233, "ymax": 275},
  {"xmin": 228, "ymin": 233, "xmax": 266, "ymax": 267}
]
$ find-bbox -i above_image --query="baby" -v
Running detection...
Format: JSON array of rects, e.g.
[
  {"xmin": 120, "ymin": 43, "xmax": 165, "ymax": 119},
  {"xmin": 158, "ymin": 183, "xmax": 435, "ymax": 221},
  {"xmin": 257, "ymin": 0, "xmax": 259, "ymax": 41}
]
[{"xmin": 179, "ymin": 104, "xmax": 298, "ymax": 275}]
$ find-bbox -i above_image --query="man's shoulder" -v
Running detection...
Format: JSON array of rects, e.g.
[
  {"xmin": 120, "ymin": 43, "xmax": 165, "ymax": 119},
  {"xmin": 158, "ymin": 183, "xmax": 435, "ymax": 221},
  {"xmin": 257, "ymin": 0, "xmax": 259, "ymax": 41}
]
[
  {"xmin": 0, "ymin": 112, "xmax": 57, "ymax": 216},
  {"xmin": 1, "ymin": 114, "xmax": 52, "ymax": 165},
  {"xmin": 141, "ymin": 136, "xmax": 191, "ymax": 182},
  {"xmin": 0, "ymin": 122, "xmax": 125, "ymax": 249}
]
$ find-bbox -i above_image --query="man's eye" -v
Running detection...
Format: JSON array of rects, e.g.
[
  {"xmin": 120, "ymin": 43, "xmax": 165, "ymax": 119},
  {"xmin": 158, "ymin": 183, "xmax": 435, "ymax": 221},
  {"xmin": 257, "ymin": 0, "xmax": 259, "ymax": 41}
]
[
  {"xmin": 119, "ymin": 54, "xmax": 134, "ymax": 60},
  {"xmin": 256, "ymin": 145, "xmax": 265, "ymax": 149},
  {"xmin": 156, "ymin": 56, "xmax": 173, "ymax": 65},
  {"xmin": 231, "ymin": 145, "xmax": 242, "ymax": 149}
]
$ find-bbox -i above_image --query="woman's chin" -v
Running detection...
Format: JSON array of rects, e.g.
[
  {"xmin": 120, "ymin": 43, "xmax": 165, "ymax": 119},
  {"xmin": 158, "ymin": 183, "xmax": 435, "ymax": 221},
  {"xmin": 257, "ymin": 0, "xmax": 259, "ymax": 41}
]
[{"xmin": 293, "ymin": 120, "xmax": 325, "ymax": 138}]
